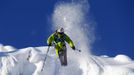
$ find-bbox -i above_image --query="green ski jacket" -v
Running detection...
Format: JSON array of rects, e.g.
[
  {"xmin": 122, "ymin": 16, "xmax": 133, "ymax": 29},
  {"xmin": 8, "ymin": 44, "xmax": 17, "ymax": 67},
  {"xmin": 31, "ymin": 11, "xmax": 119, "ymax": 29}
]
[{"xmin": 47, "ymin": 32, "xmax": 75, "ymax": 56}]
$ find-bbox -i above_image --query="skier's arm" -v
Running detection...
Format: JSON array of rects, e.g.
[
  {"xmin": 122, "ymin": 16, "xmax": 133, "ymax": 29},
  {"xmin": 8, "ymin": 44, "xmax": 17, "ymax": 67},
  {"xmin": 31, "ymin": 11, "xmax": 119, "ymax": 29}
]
[
  {"xmin": 47, "ymin": 33, "xmax": 55, "ymax": 46},
  {"xmin": 65, "ymin": 34, "xmax": 75, "ymax": 50}
]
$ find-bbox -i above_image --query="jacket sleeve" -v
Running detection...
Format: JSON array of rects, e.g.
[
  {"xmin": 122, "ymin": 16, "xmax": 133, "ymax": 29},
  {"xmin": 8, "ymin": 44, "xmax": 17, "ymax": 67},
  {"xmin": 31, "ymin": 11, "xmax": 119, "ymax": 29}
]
[
  {"xmin": 47, "ymin": 32, "xmax": 55, "ymax": 45},
  {"xmin": 65, "ymin": 34, "xmax": 75, "ymax": 48}
]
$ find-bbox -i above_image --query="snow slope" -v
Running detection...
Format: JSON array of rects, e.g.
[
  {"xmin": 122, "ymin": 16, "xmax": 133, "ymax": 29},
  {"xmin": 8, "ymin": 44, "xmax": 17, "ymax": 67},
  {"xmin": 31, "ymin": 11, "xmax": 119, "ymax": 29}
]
[
  {"xmin": 0, "ymin": 1, "xmax": 134, "ymax": 75},
  {"xmin": 0, "ymin": 45, "xmax": 134, "ymax": 75}
]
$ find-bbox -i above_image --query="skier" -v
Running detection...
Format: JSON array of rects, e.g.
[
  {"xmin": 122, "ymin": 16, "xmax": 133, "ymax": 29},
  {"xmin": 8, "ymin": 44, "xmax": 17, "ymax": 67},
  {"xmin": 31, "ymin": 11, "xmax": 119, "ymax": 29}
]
[{"xmin": 47, "ymin": 27, "xmax": 75, "ymax": 66}]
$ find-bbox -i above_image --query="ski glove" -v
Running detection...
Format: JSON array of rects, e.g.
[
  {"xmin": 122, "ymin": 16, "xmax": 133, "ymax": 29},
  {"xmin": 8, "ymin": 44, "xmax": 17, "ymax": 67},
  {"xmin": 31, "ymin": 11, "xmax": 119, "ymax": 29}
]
[
  {"xmin": 48, "ymin": 43, "xmax": 52, "ymax": 46},
  {"xmin": 72, "ymin": 46, "xmax": 75, "ymax": 50}
]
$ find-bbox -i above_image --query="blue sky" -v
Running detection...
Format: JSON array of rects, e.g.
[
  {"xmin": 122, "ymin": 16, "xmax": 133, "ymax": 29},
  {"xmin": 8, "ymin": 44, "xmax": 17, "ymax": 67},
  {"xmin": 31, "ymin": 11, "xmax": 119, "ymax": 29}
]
[
  {"xmin": 90, "ymin": 0, "xmax": 134, "ymax": 59},
  {"xmin": 0, "ymin": 0, "xmax": 134, "ymax": 59}
]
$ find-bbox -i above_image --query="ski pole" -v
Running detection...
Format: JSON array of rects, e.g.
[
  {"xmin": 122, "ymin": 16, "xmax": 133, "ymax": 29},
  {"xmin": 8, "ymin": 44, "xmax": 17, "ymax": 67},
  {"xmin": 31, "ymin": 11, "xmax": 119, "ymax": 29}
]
[
  {"xmin": 75, "ymin": 48, "xmax": 81, "ymax": 52},
  {"xmin": 41, "ymin": 46, "xmax": 50, "ymax": 71}
]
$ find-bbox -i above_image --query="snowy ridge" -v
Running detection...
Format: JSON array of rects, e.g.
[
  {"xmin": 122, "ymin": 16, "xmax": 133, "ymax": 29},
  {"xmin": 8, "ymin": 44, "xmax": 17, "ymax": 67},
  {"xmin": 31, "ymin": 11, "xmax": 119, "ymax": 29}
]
[
  {"xmin": 0, "ymin": 1, "xmax": 134, "ymax": 75},
  {"xmin": 0, "ymin": 45, "xmax": 134, "ymax": 75}
]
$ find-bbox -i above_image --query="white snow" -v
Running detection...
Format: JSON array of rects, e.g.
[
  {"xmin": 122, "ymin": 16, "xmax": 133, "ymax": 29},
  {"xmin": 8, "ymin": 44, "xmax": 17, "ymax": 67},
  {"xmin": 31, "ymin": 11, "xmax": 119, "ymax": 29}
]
[
  {"xmin": 0, "ymin": 45, "xmax": 133, "ymax": 75},
  {"xmin": 0, "ymin": 0, "xmax": 134, "ymax": 75},
  {"xmin": 114, "ymin": 54, "xmax": 133, "ymax": 63}
]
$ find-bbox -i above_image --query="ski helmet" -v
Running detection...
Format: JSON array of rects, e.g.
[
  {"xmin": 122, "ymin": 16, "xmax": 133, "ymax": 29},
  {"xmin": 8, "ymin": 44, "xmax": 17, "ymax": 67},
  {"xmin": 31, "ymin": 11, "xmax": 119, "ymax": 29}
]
[{"xmin": 57, "ymin": 27, "xmax": 64, "ymax": 33}]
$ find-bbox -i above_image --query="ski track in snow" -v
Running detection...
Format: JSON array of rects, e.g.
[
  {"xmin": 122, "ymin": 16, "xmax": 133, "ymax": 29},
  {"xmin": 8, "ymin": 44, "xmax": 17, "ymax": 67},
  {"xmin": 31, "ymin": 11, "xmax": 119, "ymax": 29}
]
[{"xmin": 0, "ymin": 46, "xmax": 134, "ymax": 75}]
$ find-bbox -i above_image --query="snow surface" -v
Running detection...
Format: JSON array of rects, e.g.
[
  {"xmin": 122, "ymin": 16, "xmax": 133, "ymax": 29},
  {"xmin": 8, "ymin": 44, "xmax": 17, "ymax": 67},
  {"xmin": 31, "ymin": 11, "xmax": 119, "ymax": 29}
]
[
  {"xmin": 0, "ymin": 0, "xmax": 134, "ymax": 75},
  {"xmin": 0, "ymin": 45, "xmax": 134, "ymax": 75}
]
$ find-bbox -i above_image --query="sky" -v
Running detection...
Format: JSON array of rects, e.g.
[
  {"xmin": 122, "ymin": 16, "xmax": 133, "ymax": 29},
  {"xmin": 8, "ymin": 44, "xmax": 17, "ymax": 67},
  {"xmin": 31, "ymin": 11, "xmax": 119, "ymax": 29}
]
[
  {"xmin": 0, "ymin": 0, "xmax": 134, "ymax": 59},
  {"xmin": 89, "ymin": 0, "xmax": 134, "ymax": 59}
]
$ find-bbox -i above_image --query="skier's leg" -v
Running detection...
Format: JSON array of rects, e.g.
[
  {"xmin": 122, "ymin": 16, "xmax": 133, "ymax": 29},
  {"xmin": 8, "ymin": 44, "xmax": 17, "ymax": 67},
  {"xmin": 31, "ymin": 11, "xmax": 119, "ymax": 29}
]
[
  {"xmin": 58, "ymin": 50, "xmax": 64, "ymax": 65},
  {"xmin": 57, "ymin": 44, "xmax": 67, "ymax": 66},
  {"xmin": 63, "ymin": 50, "xmax": 67, "ymax": 66},
  {"xmin": 63, "ymin": 46, "xmax": 67, "ymax": 66},
  {"xmin": 55, "ymin": 45, "xmax": 64, "ymax": 65},
  {"xmin": 55, "ymin": 45, "xmax": 59, "ymax": 56}
]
